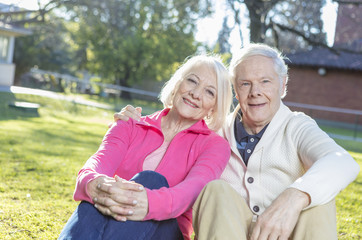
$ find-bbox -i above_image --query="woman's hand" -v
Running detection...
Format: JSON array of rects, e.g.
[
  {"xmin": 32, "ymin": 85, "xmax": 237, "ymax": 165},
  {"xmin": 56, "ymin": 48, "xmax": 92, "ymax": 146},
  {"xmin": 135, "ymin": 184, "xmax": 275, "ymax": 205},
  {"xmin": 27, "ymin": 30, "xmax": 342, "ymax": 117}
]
[
  {"xmin": 113, "ymin": 105, "xmax": 142, "ymax": 122},
  {"xmin": 87, "ymin": 176, "xmax": 117, "ymax": 200},
  {"xmin": 124, "ymin": 185, "xmax": 148, "ymax": 221},
  {"xmin": 88, "ymin": 176, "xmax": 148, "ymax": 221}
]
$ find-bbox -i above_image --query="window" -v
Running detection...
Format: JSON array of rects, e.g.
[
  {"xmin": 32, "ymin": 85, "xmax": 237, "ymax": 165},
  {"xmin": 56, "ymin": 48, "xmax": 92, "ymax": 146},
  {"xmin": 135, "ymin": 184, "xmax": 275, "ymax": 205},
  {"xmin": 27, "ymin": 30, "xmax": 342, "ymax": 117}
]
[{"xmin": 0, "ymin": 35, "xmax": 9, "ymax": 63}]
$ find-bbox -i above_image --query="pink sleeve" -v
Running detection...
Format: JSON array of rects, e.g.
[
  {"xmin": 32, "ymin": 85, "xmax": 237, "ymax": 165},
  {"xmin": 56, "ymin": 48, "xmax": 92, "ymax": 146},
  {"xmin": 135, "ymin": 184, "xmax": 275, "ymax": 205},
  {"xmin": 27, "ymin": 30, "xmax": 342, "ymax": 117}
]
[
  {"xmin": 144, "ymin": 136, "xmax": 231, "ymax": 220},
  {"xmin": 73, "ymin": 120, "xmax": 132, "ymax": 203}
]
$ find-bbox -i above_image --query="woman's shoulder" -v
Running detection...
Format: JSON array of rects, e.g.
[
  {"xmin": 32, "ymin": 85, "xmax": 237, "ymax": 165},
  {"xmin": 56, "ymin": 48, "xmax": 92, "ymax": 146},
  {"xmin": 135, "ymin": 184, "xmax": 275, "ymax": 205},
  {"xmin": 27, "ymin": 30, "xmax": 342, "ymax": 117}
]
[
  {"xmin": 106, "ymin": 118, "xmax": 136, "ymax": 137},
  {"xmin": 143, "ymin": 109, "xmax": 169, "ymax": 120},
  {"xmin": 201, "ymin": 130, "xmax": 230, "ymax": 150}
]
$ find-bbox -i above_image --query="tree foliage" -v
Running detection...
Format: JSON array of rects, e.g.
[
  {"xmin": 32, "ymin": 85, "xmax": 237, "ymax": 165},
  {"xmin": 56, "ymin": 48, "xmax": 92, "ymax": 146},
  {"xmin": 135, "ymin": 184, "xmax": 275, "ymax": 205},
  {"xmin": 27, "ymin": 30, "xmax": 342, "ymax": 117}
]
[
  {"xmin": 1, "ymin": 0, "xmax": 212, "ymax": 95},
  {"xmin": 1, "ymin": 3, "xmax": 81, "ymax": 83},
  {"xmin": 4, "ymin": 0, "xmax": 355, "ymax": 90},
  {"xmin": 225, "ymin": 0, "xmax": 327, "ymax": 52},
  {"xmin": 65, "ymin": 0, "xmax": 211, "ymax": 97},
  {"xmin": 216, "ymin": 16, "xmax": 232, "ymax": 54},
  {"xmin": 268, "ymin": 0, "xmax": 327, "ymax": 52},
  {"xmin": 11, "ymin": 15, "xmax": 75, "ymax": 84}
]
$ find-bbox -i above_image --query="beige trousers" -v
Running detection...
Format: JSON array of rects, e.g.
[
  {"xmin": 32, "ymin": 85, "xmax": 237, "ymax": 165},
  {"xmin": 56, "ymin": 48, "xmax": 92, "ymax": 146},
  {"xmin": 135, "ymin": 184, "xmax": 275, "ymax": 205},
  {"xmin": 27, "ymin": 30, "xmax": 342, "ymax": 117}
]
[{"xmin": 192, "ymin": 180, "xmax": 337, "ymax": 240}]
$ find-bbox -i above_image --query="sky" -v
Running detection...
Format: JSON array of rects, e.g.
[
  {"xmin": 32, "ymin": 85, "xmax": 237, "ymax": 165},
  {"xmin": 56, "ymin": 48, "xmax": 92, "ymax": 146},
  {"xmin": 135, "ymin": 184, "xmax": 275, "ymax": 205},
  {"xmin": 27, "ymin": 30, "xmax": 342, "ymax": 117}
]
[{"xmin": 0, "ymin": 0, "xmax": 339, "ymax": 52}]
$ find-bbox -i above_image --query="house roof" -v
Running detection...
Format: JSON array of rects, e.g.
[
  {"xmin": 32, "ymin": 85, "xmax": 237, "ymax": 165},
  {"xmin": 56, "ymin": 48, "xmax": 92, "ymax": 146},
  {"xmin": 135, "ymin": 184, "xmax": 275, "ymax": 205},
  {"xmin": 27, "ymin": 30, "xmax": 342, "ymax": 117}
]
[
  {"xmin": 0, "ymin": 21, "xmax": 32, "ymax": 37},
  {"xmin": 286, "ymin": 47, "xmax": 362, "ymax": 71},
  {"xmin": 0, "ymin": 3, "xmax": 32, "ymax": 37}
]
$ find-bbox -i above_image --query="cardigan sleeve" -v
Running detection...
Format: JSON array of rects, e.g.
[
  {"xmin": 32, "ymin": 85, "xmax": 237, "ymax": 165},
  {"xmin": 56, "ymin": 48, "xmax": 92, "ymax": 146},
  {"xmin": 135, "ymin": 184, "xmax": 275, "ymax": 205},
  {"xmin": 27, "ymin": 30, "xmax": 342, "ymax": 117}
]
[
  {"xmin": 288, "ymin": 115, "xmax": 360, "ymax": 208},
  {"xmin": 73, "ymin": 120, "xmax": 133, "ymax": 203},
  {"xmin": 144, "ymin": 135, "xmax": 231, "ymax": 220}
]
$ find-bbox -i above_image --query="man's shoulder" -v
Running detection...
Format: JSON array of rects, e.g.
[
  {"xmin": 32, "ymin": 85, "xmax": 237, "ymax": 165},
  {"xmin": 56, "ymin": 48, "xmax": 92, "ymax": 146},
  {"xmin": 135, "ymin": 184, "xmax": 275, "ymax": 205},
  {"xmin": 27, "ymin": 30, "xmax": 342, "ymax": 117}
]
[
  {"xmin": 267, "ymin": 104, "xmax": 318, "ymax": 136},
  {"xmin": 289, "ymin": 110, "xmax": 315, "ymax": 124},
  {"xmin": 279, "ymin": 103, "xmax": 315, "ymax": 124},
  {"xmin": 281, "ymin": 109, "xmax": 319, "ymax": 135}
]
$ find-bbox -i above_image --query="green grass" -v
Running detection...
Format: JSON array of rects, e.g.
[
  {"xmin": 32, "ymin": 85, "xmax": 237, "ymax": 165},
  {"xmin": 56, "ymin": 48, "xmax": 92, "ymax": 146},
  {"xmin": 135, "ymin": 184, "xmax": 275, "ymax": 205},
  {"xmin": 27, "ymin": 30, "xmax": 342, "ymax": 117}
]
[
  {"xmin": 320, "ymin": 125, "xmax": 362, "ymax": 140},
  {"xmin": 0, "ymin": 93, "xmax": 113, "ymax": 239},
  {"xmin": 0, "ymin": 92, "xmax": 361, "ymax": 239},
  {"xmin": 334, "ymin": 139, "xmax": 362, "ymax": 240},
  {"xmin": 0, "ymin": 92, "xmax": 161, "ymax": 239}
]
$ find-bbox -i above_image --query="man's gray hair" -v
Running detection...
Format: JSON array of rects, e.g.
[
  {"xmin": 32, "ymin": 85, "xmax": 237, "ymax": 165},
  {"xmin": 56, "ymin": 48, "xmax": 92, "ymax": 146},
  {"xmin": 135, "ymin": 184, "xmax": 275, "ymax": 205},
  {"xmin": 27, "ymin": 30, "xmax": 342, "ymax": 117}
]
[{"xmin": 229, "ymin": 43, "xmax": 289, "ymax": 98}]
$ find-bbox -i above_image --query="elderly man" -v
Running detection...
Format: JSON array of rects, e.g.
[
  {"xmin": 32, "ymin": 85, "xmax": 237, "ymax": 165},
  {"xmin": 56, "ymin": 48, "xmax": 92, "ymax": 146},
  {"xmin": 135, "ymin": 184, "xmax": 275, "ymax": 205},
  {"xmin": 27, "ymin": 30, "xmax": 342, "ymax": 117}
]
[
  {"xmin": 191, "ymin": 44, "xmax": 359, "ymax": 240},
  {"xmin": 114, "ymin": 43, "xmax": 359, "ymax": 240}
]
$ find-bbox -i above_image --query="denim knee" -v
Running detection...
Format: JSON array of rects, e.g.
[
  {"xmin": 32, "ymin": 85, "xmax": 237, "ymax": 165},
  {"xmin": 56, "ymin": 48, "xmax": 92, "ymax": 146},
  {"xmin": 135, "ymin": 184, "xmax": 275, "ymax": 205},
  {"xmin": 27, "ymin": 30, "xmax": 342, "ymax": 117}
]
[{"xmin": 130, "ymin": 171, "xmax": 169, "ymax": 190}]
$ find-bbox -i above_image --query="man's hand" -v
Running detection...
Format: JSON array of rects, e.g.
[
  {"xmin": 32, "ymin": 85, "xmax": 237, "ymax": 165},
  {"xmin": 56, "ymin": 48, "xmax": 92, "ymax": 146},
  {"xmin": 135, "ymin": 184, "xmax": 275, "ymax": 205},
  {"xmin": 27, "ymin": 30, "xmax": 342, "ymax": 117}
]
[
  {"xmin": 250, "ymin": 188, "xmax": 310, "ymax": 240},
  {"xmin": 114, "ymin": 105, "xmax": 142, "ymax": 122}
]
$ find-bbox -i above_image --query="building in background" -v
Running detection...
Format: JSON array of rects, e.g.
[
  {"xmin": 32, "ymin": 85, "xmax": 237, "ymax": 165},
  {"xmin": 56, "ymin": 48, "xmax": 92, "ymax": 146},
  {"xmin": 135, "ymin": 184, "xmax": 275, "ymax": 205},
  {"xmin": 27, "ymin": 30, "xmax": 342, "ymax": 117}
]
[
  {"xmin": 284, "ymin": 1, "xmax": 362, "ymax": 124},
  {"xmin": 0, "ymin": 3, "xmax": 31, "ymax": 86}
]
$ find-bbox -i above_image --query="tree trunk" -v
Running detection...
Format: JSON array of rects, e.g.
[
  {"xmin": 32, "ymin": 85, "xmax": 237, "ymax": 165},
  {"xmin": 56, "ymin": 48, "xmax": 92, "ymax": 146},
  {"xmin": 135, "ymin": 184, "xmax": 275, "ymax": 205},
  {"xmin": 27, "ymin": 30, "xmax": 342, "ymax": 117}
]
[
  {"xmin": 248, "ymin": 9, "xmax": 264, "ymax": 42},
  {"xmin": 119, "ymin": 80, "xmax": 132, "ymax": 99},
  {"xmin": 244, "ymin": 0, "xmax": 281, "ymax": 43},
  {"xmin": 118, "ymin": 70, "xmax": 132, "ymax": 100}
]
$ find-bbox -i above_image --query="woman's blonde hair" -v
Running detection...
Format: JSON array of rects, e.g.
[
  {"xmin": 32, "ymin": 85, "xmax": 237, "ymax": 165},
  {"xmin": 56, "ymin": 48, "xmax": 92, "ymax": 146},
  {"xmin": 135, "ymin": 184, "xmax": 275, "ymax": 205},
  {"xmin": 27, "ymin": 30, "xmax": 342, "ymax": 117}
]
[{"xmin": 159, "ymin": 54, "xmax": 233, "ymax": 131}]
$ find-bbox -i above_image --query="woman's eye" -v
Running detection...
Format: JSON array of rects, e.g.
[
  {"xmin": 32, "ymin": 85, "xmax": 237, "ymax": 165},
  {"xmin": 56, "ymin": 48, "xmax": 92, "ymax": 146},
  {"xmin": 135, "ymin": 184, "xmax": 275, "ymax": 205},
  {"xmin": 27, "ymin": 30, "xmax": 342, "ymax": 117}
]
[
  {"xmin": 262, "ymin": 79, "xmax": 270, "ymax": 83},
  {"xmin": 206, "ymin": 89, "xmax": 215, "ymax": 97},
  {"xmin": 241, "ymin": 82, "xmax": 250, "ymax": 87},
  {"xmin": 187, "ymin": 78, "xmax": 197, "ymax": 84}
]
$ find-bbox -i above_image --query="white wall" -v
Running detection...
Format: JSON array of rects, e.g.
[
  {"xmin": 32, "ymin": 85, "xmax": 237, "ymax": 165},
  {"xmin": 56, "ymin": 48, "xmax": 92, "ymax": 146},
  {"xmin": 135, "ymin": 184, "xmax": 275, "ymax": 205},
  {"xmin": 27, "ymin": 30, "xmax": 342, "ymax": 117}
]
[{"xmin": 0, "ymin": 63, "xmax": 15, "ymax": 86}]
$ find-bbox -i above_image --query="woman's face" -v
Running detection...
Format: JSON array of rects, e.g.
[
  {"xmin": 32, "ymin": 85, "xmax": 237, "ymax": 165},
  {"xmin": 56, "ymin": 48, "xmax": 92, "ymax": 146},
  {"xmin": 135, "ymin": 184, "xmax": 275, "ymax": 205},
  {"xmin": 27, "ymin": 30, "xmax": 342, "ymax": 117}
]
[{"xmin": 172, "ymin": 63, "xmax": 217, "ymax": 121}]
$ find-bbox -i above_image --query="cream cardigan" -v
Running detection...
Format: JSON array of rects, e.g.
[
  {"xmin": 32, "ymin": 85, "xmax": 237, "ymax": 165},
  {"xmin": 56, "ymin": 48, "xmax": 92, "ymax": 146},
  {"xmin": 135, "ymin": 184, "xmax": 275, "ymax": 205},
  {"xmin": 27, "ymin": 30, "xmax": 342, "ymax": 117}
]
[{"xmin": 219, "ymin": 102, "xmax": 359, "ymax": 214}]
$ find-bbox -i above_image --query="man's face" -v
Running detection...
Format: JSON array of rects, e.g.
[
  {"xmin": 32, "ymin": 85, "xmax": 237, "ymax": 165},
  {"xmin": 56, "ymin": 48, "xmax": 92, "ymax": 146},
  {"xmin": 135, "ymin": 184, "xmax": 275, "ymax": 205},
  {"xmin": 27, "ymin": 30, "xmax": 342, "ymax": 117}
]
[{"xmin": 234, "ymin": 55, "xmax": 285, "ymax": 133}]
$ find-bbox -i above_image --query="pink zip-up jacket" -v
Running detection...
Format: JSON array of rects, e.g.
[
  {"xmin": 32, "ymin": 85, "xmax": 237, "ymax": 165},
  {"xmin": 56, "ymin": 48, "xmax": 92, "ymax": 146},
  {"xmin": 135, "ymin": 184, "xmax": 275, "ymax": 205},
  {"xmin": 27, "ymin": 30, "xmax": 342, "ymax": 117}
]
[{"xmin": 73, "ymin": 108, "xmax": 231, "ymax": 239}]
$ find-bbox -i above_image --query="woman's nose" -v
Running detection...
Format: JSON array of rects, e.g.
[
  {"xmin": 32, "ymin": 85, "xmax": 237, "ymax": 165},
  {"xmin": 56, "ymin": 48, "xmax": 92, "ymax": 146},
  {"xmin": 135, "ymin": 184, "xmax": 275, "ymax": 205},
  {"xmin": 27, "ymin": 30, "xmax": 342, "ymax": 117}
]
[{"xmin": 190, "ymin": 87, "xmax": 201, "ymax": 99}]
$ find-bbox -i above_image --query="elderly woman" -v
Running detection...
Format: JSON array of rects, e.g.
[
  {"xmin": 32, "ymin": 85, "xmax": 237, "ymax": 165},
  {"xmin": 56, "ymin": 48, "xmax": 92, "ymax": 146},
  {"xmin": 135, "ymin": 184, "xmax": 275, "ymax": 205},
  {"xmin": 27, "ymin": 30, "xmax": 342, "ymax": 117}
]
[{"xmin": 58, "ymin": 54, "xmax": 233, "ymax": 240}]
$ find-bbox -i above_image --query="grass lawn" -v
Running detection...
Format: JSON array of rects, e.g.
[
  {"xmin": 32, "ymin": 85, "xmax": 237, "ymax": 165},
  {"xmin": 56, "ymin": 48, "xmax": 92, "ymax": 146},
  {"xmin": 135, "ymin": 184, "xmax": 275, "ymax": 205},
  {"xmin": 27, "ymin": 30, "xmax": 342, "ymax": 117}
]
[{"xmin": 0, "ymin": 92, "xmax": 361, "ymax": 239}]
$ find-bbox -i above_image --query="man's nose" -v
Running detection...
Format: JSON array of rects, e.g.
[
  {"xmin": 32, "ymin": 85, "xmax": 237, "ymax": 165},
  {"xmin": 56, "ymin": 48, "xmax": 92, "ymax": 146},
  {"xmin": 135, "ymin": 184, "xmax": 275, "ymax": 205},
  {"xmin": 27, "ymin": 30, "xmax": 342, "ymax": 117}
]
[{"xmin": 250, "ymin": 84, "xmax": 261, "ymax": 96}]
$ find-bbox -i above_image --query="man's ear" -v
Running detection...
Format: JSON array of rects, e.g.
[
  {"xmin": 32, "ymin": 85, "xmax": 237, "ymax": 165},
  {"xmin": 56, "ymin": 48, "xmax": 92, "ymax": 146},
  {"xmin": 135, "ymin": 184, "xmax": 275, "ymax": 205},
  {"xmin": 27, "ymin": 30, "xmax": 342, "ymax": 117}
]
[{"xmin": 280, "ymin": 77, "xmax": 287, "ymax": 96}]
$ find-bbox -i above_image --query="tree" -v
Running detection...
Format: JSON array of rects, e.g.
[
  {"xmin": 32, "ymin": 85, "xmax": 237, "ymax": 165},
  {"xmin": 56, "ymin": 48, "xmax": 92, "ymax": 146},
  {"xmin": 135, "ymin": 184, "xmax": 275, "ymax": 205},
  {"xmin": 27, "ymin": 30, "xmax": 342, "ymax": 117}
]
[
  {"xmin": 217, "ymin": 16, "xmax": 233, "ymax": 54},
  {"xmin": 227, "ymin": 0, "xmax": 281, "ymax": 43},
  {"xmin": 59, "ymin": 0, "xmax": 213, "ymax": 98},
  {"xmin": 12, "ymin": 17, "xmax": 76, "ymax": 86},
  {"xmin": 226, "ymin": 0, "xmax": 328, "ymax": 52},
  {"xmin": 2, "ymin": 0, "xmax": 213, "ymax": 97},
  {"xmin": 267, "ymin": 0, "xmax": 327, "ymax": 52},
  {"xmin": 1, "ymin": 2, "xmax": 80, "ymax": 84},
  {"xmin": 0, "ymin": 0, "xmax": 64, "ymax": 25}
]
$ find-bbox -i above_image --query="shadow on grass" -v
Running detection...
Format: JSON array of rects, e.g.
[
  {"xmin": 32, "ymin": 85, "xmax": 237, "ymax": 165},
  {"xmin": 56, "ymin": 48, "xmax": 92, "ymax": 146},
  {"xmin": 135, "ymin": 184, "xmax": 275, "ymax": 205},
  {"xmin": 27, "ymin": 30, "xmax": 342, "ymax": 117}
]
[
  {"xmin": 353, "ymin": 180, "xmax": 362, "ymax": 186},
  {"xmin": 0, "ymin": 92, "xmax": 40, "ymax": 121}
]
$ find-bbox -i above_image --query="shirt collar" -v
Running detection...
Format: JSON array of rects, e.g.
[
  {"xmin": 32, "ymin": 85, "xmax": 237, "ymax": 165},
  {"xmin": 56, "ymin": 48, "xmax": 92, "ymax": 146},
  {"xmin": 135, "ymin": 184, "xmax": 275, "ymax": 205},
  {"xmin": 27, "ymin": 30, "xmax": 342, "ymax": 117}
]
[{"xmin": 234, "ymin": 110, "xmax": 269, "ymax": 142}]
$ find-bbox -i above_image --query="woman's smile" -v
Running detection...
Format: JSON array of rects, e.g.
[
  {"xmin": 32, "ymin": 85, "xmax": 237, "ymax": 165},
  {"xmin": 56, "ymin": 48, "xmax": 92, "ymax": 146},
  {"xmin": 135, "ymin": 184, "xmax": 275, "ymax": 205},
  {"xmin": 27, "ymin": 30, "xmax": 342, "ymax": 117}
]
[{"xmin": 183, "ymin": 98, "xmax": 199, "ymax": 108}]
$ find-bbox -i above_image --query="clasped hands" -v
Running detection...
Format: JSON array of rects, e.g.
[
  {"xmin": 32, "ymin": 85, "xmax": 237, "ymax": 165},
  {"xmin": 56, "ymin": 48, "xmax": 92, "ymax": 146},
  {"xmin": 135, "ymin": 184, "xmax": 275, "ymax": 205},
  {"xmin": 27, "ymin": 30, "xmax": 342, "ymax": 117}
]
[{"xmin": 87, "ymin": 175, "xmax": 148, "ymax": 222}]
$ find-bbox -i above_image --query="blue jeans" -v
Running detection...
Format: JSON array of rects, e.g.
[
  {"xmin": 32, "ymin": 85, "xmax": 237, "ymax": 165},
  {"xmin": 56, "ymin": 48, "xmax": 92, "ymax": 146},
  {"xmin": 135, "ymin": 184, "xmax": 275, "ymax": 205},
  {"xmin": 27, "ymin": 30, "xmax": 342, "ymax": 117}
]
[{"xmin": 58, "ymin": 171, "xmax": 183, "ymax": 240}]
